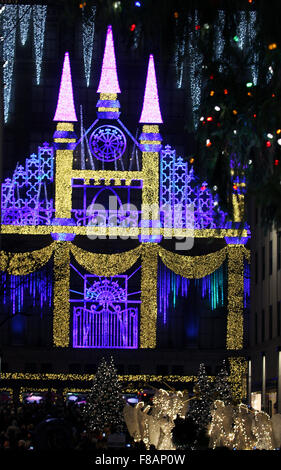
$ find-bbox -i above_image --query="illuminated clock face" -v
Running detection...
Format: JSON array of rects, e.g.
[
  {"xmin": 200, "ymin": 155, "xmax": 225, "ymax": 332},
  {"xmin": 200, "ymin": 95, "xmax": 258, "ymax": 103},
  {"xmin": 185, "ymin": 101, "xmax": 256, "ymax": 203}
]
[{"xmin": 89, "ymin": 125, "xmax": 127, "ymax": 162}]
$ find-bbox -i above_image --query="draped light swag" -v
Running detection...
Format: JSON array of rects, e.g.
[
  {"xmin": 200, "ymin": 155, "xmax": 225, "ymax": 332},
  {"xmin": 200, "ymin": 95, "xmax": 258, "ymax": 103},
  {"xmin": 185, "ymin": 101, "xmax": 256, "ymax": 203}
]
[
  {"xmin": 70, "ymin": 243, "xmax": 142, "ymax": 276},
  {"xmin": 158, "ymin": 246, "xmax": 228, "ymax": 278},
  {"xmin": 0, "ymin": 242, "xmax": 56, "ymax": 275}
]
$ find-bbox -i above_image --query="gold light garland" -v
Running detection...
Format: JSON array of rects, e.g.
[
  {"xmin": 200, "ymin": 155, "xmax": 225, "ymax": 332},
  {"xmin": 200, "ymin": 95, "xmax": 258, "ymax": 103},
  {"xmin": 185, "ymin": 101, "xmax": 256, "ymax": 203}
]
[
  {"xmin": 228, "ymin": 357, "xmax": 247, "ymax": 403},
  {"xmin": 226, "ymin": 245, "xmax": 245, "ymax": 350},
  {"xmin": 53, "ymin": 241, "xmax": 71, "ymax": 347},
  {"xmin": 140, "ymin": 243, "xmax": 158, "ymax": 348},
  {"xmin": 70, "ymin": 243, "xmax": 142, "ymax": 276},
  {"xmin": 159, "ymin": 246, "xmax": 227, "ymax": 278},
  {"xmin": 0, "ymin": 242, "xmax": 55, "ymax": 275}
]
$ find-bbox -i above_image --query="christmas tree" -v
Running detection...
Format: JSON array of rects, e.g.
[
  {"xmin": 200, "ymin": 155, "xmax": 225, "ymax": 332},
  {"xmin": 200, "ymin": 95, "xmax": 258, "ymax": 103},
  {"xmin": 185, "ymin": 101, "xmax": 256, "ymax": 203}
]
[
  {"xmin": 83, "ymin": 356, "xmax": 124, "ymax": 433},
  {"xmin": 213, "ymin": 360, "xmax": 232, "ymax": 405},
  {"xmin": 188, "ymin": 363, "xmax": 213, "ymax": 431}
]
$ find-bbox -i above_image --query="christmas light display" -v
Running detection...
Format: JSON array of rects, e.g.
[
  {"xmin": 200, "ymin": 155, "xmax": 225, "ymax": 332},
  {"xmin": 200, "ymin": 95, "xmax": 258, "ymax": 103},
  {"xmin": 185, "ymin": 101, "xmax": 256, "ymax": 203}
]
[
  {"xmin": 188, "ymin": 10, "xmax": 202, "ymax": 130},
  {"xmin": 19, "ymin": 5, "xmax": 32, "ymax": 46},
  {"xmin": 84, "ymin": 357, "xmax": 124, "ymax": 432},
  {"xmin": 3, "ymin": 4, "xmax": 17, "ymax": 123},
  {"xmin": 97, "ymin": 25, "xmax": 121, "ymax": 94},
  {"xmin": 160, "ymin": 145, "xmax": 227, "ymax": 229},
  {"xmin": 1, "ymin": 144, "xmax": 54, "ymax": 225},
  {"xmin": 158, "ymin": 261, "xmax": 225, "ymax": 324},
  {"xmin": 82, "ymin": 6, "xmax": 96, "ymax": 87},
  {"xmin": 139, "ymin": 54, "xmax": 163, "ymax": 123},
  {"xmin": 72, "ymin": 271, "xmax": 139, "ymax": 348},
  {"xmin": 32, "ymin": 5, "xmax": 47, "ymax": 85},
  {"xmin": 53, "ymin": 53, "xmax": 77, "ymax": 122},
  {"xmin": 1, "ymin": 267, "xmax": 52, "ymax": 315},
  {"xmin": 214, "ymin": 11, "xmax": 225, "ymax": 71},
  {"xmin": 0, "ymin": 23, "xmax": 252, "ymax": 403}
]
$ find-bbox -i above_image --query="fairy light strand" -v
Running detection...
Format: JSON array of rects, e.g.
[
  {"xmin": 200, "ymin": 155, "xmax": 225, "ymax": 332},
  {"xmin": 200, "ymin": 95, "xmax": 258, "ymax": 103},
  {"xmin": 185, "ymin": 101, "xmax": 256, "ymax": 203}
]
[{"xmin": 82, "ymin": 5, "xmax": 96, "ymax": 87}]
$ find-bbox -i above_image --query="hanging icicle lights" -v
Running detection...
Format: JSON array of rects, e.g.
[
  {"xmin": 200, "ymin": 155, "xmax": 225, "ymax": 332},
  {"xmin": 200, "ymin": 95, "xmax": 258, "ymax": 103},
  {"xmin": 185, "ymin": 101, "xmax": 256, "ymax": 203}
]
[
  {"xmin": 188, "ymin": 10, "xmax": 202, "ymax": 130},
  {"xmin": 1, "ymin": 266, "xmax": 53, "ymax": 315},
  {"xmin": 33, "ymin": 5, "xmax": 47, "ymax": 85},
  {"xmin": 82, "ymin": 5, "xmax": 96, "ymax": 87},
  {"xmin": 159, "ymin": 261, "xmax": 225, "ymax": 324},
  {"xmin": 19, "ymin": 4, "xmax": 32, "ymax": 46},
  {"xmin": 2, "ymin": 4, "xmax": 17, "ymax": 123},
  {"xmin": 214, "ymin": 10, "xmax": 225, "ymax": 72}
]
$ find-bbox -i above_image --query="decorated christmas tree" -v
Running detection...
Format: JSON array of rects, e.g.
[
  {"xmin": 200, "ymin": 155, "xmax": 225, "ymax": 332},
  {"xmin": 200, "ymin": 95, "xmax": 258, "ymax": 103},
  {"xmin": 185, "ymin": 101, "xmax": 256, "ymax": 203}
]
[
  {"xmin": 213, "ymin": 360, "xmax": 232, "ymax": 405},
  {"xmin": 84, "ymin": 356, "xmax": 124, "ymax": 433},
  {"xmin": 188, "ymin": 363, "xmax": 213, "ymax": 431}
]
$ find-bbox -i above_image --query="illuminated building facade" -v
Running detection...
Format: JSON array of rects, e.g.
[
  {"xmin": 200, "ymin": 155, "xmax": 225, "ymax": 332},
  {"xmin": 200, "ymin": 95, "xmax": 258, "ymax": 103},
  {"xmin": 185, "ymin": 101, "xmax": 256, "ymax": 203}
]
[{"xmin": 0, "ymin": 22, "xmax": 250, "ymax": 402}]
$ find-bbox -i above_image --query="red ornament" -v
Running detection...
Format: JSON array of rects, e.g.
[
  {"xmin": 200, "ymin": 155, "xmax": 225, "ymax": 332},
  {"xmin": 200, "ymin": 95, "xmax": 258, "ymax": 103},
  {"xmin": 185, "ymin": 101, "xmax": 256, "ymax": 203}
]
[
  {"xmin": 224, "ymin": 89, "xmax": 228, "ymax": 95},
  {"xmin": 210, "ymin": 74, "xmax": 214, "ymax": 79},
  {"xmin": 201, "ymin": 185, "xmax": 206, "ymax": 191},
  {"xmin": 195, "ymin": 25, "xmax": 201, "ymax": 30},
  {"xmin": 275, "ymin": 159, "xmax": 279, "ymax": 166},
  {"xmin": 130, "ymin": 24, "xmax": 136, "ymax": 32},
  {"xmin": 266, "ymin": 141, "xmax": 271, "ymax": 147},
  {"xmin": 207, "ymin": 116, "xmax": 213, "ymax": 122},
  {"xmin": 253, "ymin": 114, "xmax": 257, "ymax": 118},
  {"xmin": 233, "ymin": 184, "xmax": 238, "ymax": 190}
]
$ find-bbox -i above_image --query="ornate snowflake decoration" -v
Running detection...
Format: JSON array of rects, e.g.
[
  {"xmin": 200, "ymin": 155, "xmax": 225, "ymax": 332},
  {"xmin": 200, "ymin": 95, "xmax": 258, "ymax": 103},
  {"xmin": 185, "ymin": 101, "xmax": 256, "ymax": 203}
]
[{"xmin": 89, "ymin": 125, "xmax": 126, "ymax": 162}]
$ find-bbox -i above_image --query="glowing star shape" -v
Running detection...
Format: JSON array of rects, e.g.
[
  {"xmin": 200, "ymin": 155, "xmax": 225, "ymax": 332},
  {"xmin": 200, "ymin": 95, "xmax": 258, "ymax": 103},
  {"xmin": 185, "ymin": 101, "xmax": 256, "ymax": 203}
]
[
  {"xmin": 97, "ymin": 25, "xmax": 121, "ymax": 94},
  {"xmin": 139, "ymin": 54, "xmax": 163, "ymax": 124},
  {"xmin": 53, "ymin": 52, "xmax": 77, "ymax": 122}
]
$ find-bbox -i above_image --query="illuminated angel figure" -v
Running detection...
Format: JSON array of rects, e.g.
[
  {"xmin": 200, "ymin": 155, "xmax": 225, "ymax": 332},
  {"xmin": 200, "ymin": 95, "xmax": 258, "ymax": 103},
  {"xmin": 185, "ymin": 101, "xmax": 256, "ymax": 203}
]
[
  {"xmin": 89, "ymin": 125, "xmax": 126, "ymax": 162},
  {"xmin": 208, "ymin": 400, "xmax": 234, "ymax": 449}
]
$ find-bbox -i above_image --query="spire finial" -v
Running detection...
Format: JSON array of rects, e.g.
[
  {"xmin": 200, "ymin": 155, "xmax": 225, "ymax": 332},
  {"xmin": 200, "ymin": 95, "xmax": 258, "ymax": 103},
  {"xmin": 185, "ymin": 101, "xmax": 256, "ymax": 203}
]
[
  {"xmin": 53, "ymin": 52, "xmax": 77, "ymax": 122},
  {"xmin": 139, "ymin": 54, "xmax": 163, "ymax": 124},
  {"xmin": 97, "ymin": 25, "xmax": 121, "ymax": 94}
]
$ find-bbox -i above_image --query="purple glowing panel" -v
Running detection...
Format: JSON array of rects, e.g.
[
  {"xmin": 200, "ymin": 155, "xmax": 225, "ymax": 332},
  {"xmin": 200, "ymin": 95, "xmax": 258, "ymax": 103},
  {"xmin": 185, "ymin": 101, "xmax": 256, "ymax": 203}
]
[
  {"xmin": 53, "ymin": 52, "xmax": 77, "ymax": 122},
  {"xmin": 97, "ymin": 25, "xmax": 121, "ymax": 94},
  {"xmin": 73, "ymin": 275, "xmax": 138, "ymax": 348},
  {"xmin": 139, "ymin": 54, "xmax": 163, "ymax": 124},
  {"xmin": 89, "ymin": 125, "xmax": 126, "ymax": 162},
  {"xmin": 160, "ymin": 145, "xmax": 227, "ymax": 229},
  {"xmin": 1, "ymin": 145, "xmax": 54, "ymax": 225}
]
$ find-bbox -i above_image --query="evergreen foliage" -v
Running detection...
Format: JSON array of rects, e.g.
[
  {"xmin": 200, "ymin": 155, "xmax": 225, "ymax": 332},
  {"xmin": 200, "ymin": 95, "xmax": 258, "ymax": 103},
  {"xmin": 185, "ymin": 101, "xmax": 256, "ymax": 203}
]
[{"xmin": 83, "ymin": 356, "xmax": 125, "ymax": 432}]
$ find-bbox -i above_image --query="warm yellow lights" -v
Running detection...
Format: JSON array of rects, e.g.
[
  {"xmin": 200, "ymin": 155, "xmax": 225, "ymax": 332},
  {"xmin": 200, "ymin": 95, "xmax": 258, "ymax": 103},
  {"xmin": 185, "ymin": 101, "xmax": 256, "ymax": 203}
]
[
  {"xmin": 53, "ymin": 241, "xmax": 71, "ymax": 347},
  {"xmin": 140, "ymin": 243, "xmax": 158, "ymax": 348},
  {"xmin": 226, "ymin": 245, "xmax": 245, "ymax": 350},
  {"xmin": 228, "ymin": 357, "xmax": 247, "ymax": 403}
]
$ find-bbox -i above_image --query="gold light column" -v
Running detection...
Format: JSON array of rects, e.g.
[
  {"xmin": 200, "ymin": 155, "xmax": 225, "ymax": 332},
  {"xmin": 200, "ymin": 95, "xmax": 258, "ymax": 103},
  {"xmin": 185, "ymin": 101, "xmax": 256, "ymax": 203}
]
[
  {"xmin": 226, "ymin": 244, "xmax": 245, "ymax": 350},
  {"xmin": 228, "ymin": 357, "xmax": 248, "ymax": 403},
  {"xmin": 54, "ymin": 122, "xmax": 76, "ymax": 219},
  {"xmin": 53, "ymin": 241, "xmax": 71, "ymax": 347},
  {"xmin": 140, "ymin": 243, "xmax": 159, "ymax": 348}
]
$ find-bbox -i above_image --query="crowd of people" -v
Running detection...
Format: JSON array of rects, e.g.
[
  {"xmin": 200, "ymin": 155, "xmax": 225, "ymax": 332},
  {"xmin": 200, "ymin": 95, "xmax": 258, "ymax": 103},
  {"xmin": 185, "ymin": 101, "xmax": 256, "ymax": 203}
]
[{"xmin": 0, "ymin": 392, "xmax": 130, "ymax": 451}]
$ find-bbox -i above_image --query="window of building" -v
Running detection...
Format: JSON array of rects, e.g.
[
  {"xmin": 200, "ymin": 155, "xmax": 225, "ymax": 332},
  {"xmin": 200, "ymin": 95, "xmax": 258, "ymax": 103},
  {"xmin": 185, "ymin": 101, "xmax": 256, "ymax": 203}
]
[
  {"xmin": 269, "ymin": 305, "xmax": 273, "ymax": 340},
  {"xmin": 262, "ymin": 309, "xmax": 265, "ymax": 342},
  {"xmin": 277, "ymin": 300, "xmax": 281, "ymax": 336},
  {"xmin": 262, "ymin": 247, "xmax": 265, "ymax": 281},
  {"xmin": 277, "ymin": 232, "xmax": 281, "ymax": 269},
  {"xmin": 269, "ymin": 240, "xmax": 273, "ymax": 275},
  {"xmin": 255, "ymin": 251, "xmax": 258, "ymax": 284}
]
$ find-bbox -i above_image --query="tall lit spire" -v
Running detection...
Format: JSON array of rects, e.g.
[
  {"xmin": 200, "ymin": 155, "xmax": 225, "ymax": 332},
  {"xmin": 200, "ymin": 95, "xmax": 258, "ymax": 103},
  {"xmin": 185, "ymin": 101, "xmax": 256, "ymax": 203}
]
[
  {"xmin": 139, "ymin": 54, "xmax": 163, "ymax": 124},
  {"xmin": 97, "ymin": 25, "xmax": 121, "ymax": 93},
  {"xmin": 53, "ymin": 52, "xmax": 77, "ymax": 122}
]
